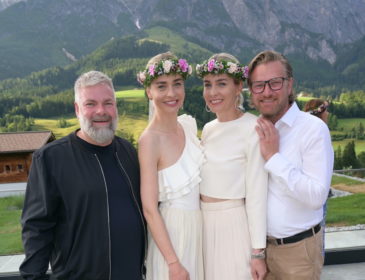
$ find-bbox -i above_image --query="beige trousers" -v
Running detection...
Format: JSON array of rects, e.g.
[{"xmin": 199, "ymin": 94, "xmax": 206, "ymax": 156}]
[
  {"xmin": 201, "ymin": 199, "xmax": 252, "ymax": 280},
  {"xmin": 265, "ymin": 228, "xmax": 324, "ymax": 280}
]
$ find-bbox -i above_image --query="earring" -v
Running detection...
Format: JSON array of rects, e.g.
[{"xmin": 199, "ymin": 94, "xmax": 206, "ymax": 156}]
[
  {"xmin": 236, "ymin": 93, "xmax": 245, "ymax": 111},
  {"xmin": 205, "ymin": 104, "xmax": 211, "ymax": 113}
]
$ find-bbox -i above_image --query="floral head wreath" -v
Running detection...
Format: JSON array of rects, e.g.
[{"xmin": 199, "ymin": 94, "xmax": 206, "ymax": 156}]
[
  {"xmin": 137, "ymin": 58, "xmax": 192, "ymax": 87},
  {"xmin": 309, "ymin": 102, "xmax": 329, "ymax": 115},
  {"xmin": 196, "ymin": 59, "xmax": 249, "ymax": 81}
]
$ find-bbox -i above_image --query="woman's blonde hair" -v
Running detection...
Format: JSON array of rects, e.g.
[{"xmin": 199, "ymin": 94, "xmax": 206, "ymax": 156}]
[{"xmin": 146, "ymin": 51, "xmax": 177, "ymax": 69}]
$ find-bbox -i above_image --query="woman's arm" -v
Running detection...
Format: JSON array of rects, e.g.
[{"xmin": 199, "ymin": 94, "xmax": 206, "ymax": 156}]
[{"xmin": 138, "ymin": 133, "xmax": 189, "ymax": 280}]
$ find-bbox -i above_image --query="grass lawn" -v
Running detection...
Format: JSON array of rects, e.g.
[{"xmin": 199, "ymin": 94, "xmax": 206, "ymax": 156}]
[
  {"xmin": 326, "ymin": 193, "xmax": 365, "ymax": 226},
  {"xmin": 331, "ymin": 175, "xmax": 363, "ymax": 186},
  {"xmin": 34, "ymin": 117, "xmax": 79, "ymax": 139},
  {"xmin": 332, "ymin": 139, "xmax": 365, "ymax": 154},
  {"xmin": 115, "ymin": 89, "xmax": 145, "ymax": 99},
  {"xmin": 337, "ymin": 118, "xmax": 365, "ymax": 132},
  {"xmin": 0, "ymin": 196, "xmax": 24, "ymax": 255},
  {"xmin": 297, "ymin": 96, "xmax": 314, "ymax": 102}
]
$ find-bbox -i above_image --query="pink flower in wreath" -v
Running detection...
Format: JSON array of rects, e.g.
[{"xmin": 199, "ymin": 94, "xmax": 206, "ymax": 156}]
[
  {"xmin": 207, "ymin": 59, "xmax": 216, "ymax": 72},
  {"xmin": 149, "ymin": 65, "xmax": 155, "ymax": 76},
  {"xmin": 178, "ymin": 59, "xmax": 189, "ymax": 72},
  {"xmin": 243, "ymin": 66, "xmax": 249, "ymax": 78}
]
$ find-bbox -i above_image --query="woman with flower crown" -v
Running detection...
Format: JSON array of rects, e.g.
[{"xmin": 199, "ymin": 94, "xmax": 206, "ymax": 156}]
[
  {"xmin": 196, "ymin": 53, "xmax": 268, "ymax": 280},
  {"xmin": 137, "ymin": 52, "xmax": 204, "ymax": 280}
]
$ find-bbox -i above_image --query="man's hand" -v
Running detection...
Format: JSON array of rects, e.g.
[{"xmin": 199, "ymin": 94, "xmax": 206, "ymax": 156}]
[{"xmin": 255, "ymin": 117, "xmax": 279, "ymax": 161}]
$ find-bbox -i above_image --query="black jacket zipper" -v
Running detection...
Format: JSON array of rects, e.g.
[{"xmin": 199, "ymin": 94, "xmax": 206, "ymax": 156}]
[
  {"xmin": 94, "ymin": 154, "xmax": 112, "ymax": 280},
  {"xmin": 115, "ymin": 152, "xmax": 147, "ymax": 280}
]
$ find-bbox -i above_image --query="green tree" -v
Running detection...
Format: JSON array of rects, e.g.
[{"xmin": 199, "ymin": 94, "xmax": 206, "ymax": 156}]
[
  {"xmin": 58, "ymin": 118, "xmax": 69, "ymax": 128},
  {"xmin": 357, "ymin": 122, "xmax": 365, "ymax": 139},
  {"xmin": 327, "ymin": 114, "xmax": 338, "ymax": 130},
  {"xmin": 334, "ymin": 145, "xmax": 343, "ymax": 170},
  {"xmin": 358, "ymin": 151, "xmax": 365, "ymax": 168},
  {"xmin": 342, "ymin": 141, "xmax": 360, "ymax": 169}
]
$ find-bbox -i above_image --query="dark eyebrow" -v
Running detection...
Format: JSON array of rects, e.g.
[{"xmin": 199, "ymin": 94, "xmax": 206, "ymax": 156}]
[
  {"xmin": 203, "ymin": 78, "xmax": 229, "ymax": 83},
  {"xmin": 155, "ymin": 81, "xmax": 167, "ymax": 85},
  {"xmin": 155, "ymin": 78, "xmax": 184, "ymax": 85}
]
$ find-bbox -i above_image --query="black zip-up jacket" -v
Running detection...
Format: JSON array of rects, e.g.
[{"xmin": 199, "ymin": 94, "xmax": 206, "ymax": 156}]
[{"xmin": 20, "ymin": 131, "xmax": 147, "ymax": 280}]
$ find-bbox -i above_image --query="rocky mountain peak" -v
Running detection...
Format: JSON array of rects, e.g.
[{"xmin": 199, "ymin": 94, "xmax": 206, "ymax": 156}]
[{"xmin": 0, "ymin": 0, "xmax": 26, "ymax": 11}]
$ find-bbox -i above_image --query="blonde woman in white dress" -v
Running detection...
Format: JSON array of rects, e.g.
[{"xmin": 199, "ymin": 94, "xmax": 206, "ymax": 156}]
[
  {"xmin": 196, "ymin": 53, "xmax": 268, "ymax": 280},
  {"xmin": 137, "ymin": 52, "xmax": 204, "ymax": 280}
]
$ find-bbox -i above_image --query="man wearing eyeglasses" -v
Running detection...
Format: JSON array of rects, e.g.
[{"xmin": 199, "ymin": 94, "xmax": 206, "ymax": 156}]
[{"xmin": 247, "ymin": 50, "xmax": 334, "ymax": 280}]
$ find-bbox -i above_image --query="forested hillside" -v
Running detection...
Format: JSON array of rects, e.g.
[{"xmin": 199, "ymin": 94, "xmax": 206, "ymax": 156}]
[{"xmin": 1, "ymin": 28, "xmax": 365, "ymax": 133}]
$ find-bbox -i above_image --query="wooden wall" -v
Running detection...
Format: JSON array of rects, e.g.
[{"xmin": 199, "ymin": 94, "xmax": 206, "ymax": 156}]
[{"xmin": 0, "ymin": 153, "xmax": 32, "ymax": 183}]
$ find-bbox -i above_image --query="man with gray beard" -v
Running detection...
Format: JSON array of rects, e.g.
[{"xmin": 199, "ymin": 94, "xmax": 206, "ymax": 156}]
[{"xmin": 20, "ymin": 71, "xmax": 146, "ymax": 280}]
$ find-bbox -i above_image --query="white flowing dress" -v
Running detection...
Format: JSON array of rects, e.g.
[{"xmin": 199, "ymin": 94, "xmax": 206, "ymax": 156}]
[{"xmin": 146, "ymin": 114, "xmax": 204, "ymax": 280}]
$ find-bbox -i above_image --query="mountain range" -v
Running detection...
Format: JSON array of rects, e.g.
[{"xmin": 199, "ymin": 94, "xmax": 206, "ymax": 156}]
[{"xmin": 0, "ymin": 0, "xmax": 365, "ymax": 91}]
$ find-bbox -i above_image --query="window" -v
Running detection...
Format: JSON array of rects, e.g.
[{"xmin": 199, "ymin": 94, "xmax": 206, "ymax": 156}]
[
  {"xmin": 18, "ymin": 164, "xmax": 24, "ymax": 172},
  {"xmin": 5, "ymin": 165, "xmax": 11, "ymax": 172}
]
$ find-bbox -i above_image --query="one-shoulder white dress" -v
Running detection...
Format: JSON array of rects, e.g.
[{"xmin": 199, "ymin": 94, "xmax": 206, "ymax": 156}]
[{"xmin": 146, "ymin": 114, "xmax": 204, "ymax": 280}]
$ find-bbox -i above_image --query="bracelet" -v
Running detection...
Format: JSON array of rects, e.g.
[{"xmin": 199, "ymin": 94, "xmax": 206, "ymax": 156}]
[
  {"xmin": 167, "ymin": 259, "xmax": 179, "ymax": 265},
  {"xmin": 251, "ymin": 249, "xmax": 266, "ymax": 259}
]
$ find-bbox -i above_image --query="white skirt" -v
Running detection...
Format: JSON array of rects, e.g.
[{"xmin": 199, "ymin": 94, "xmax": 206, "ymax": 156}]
[
  {"xmin": 146, "ymin": 206, "xmax": 204, "ymax": 280},
  {"xmin": 201, "ymin": 199, "xmax": 252, "ymax": 280}
]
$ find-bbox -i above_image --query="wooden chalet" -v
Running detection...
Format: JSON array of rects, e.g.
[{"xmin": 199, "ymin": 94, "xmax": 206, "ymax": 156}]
[{"xmin": 0, "ymin": 131, "xmax": 55, "ymax": 183}]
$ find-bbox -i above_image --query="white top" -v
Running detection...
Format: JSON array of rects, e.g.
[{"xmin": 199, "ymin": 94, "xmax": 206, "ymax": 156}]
[
  {"xmin": 200, "ymin": 112, "xmax": 268, "ymax": 248},
  {"xmin": 158, "ymin": 114, "xmax": 203, "ymax": 211},
  {"xmin": 265, "ymin": 103, "xmax": 334, "ymax": 238}
]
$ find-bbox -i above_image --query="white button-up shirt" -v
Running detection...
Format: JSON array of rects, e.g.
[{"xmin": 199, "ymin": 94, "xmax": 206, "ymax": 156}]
[{"xmin": 265, "ymin": 102, "xmax": 334, "ymax": 238}]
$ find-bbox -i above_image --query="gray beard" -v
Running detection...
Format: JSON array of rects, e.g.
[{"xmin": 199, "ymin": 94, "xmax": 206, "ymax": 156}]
[{"xmin": 79, "ymin": 115, "xmax": 118, "ymax": 144}]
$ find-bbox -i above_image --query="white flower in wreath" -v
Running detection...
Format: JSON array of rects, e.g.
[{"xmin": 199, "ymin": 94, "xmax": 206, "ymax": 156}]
[
  {"xmin": 227, "ymin": 62, "xmax": 238, "ymax": 74},
  {"xmin": 163, "ymin": 60, "xmax": 173, "ymax": 73},
  {"xmin": 188, "ymin": 65, "xmax": 193, "ymax": 75}
]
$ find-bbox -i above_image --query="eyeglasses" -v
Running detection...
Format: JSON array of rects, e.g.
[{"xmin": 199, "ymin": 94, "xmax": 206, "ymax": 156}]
[{"xmin": 250, "ymin": 77, "xmax": 289, "ymax": 94}]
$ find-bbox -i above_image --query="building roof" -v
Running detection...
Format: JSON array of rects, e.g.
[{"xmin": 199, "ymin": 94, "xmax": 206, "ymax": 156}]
[{"xmin": 0, "ymin": 131, "xmax": 55, "ymax": 153}]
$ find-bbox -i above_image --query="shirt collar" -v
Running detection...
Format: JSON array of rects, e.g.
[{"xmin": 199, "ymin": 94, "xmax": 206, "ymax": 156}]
[{"xmin": 275, "ymin": 102, "xmax": 300, "ymax": 128}]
